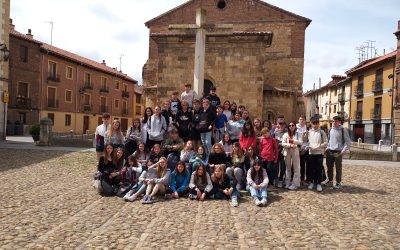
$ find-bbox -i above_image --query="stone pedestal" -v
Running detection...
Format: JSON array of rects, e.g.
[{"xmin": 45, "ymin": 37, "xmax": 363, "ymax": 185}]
[{"xmin": 38, "ymin": 118, "xmax": 53, "ymax": 146}]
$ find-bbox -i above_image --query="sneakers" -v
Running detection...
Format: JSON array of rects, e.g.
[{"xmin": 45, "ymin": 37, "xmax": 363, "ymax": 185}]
[
  {"xmin": 333, "ymin": 183, "xmax": 342, "ymax": 189},
  {"xmin": 123, "ymin": 190, "xmax": 134, "ymax": 200},
  {"xmin": 324, "ymin": 181, "xmax": 333, "ymax": 187},
  {"xmin": 288, "ymin": 184, "xmax": 298, "ymax": 190},
  {"xmin": 253, "ymin": 197, "xmax": 261, "ymax": 206},
  {"xmin": 308, "ymin": 183, "xmax": 314, "ymax": 190},
  {"xmin": 188, "ymin": 194, "xmax": 197, "ymax": 200},
  {"xmin": 126, "ymin": 194, "xmax": 137, "ymax": 202},
  {"xmin": 231, "ymin": 196, "xmax": 238, "ymax": 207},
  {"xmin": 277, "ymin": 181, "xmax": 283, "ymax": 188},
  {"xmin": 261, "ymin": 197, "xmax": 267, "ymax": 206},
  {"xmin": 142, "ymin": 195, "xmax": 153, "ymax": 204},
  {"xmin": 316, "ymin": 184, "xmax": 323, "ymax": 192}
]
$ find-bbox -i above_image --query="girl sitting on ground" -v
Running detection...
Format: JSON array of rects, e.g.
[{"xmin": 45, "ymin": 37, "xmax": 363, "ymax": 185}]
[
  {"xmin": 208, "ymin": 143, "xmax": 229, "ymax": 173},
  {"xmin": 188, "ymin": 164, "xmax": 213, "ymax": 201},
  {"xmin": 133, "ymin": 142, "xmax": 150, "ymax": 167},
  {"xmin": 96, "ymin": 144, "xmax": 115, "ymax": 196},
  {"xmin": 170, "ymin": 161, "xmax": 190, "ymax": 198},
  {"xmin": 189, "ymin": 145, "xmax": 208, "ymax": 173},
  {"xmin": 142, "ymin": 157, "xmax": 171, "ymax": 204},
  {"xmin": 211, "ymin": 165, "xmax": 238, "ymax": 207},
  {"xmin": 124, "ymin": 165, "xmax": 157, "ymax": 202},
  {"xmin": 247, "ymin": 158, "xmax": 269, "ymax": 206},
  {"xmin": 180, "ymin": 140, "xmax": 195, "ymax": 170},
  {"xmin": 122, "ymin": 155, "xmax": 142, "ymax": 200}
]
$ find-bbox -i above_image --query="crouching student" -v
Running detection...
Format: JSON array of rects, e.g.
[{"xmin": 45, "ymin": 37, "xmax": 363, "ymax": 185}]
[
  {"xmin": 247, "ymin": 158, "xmax": 269, "ymax": 206},
  {"xmin": 122, "ymin": 156, "xmax": 142, "ymax": 200},
  {"xmin": 211, "ymin": 165, "xmax": 238, "ymax": 207},
  {"xmin": 142, "ymin": 157, "xmax": 171, "ymax": 204},
  {"xmin": 170, "ymin": 161, "xmax": 190, "ymax": 198},
  {"xmin": 188, "ymin": 164, "xmax": 213, "ymax": 201}
]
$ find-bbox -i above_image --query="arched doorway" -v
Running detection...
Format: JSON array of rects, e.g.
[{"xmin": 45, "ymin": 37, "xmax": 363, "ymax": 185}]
[
  {"xmin": 266, "ymin": 111, "xmax": 276, "ymax": 124},
  {"xmin": 204, "ymin": 79, "xmax": 214, "ymax": 97}
]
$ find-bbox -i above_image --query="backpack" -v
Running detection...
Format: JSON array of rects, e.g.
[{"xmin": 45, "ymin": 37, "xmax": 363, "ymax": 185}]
[{"xmin": 328, "ymin": 127, "xmax": 345, "ymax": 145}]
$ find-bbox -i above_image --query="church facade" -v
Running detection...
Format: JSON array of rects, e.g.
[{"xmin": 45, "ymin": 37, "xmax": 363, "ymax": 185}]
[{"xmin": 143, "ymin": 0, "xmax": 311, "ymax": 123}]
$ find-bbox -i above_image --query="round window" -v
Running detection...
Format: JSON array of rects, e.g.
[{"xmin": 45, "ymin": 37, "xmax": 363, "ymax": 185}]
[{"xmin": 217, "ymin": 0, "xmax": 226, "ymax": 10}]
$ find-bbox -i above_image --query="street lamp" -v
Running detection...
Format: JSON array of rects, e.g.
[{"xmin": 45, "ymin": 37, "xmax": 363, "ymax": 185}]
[{"xmin": 0, "ymin": 43, "xmax": 10, "ymax": 61}]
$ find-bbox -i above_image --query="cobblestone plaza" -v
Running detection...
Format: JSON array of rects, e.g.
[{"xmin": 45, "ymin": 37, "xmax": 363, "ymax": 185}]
[{"xmin": 0, "ymin": 148, "xmax": 399, "ymax": 249}]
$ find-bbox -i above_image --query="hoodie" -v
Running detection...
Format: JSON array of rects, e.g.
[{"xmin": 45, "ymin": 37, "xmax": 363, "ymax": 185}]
[
  {"xmin": 307, "ymin": 128, "xmax": 328, "ymax": 155},
  {"xmin": 327, "ymin": 125, "xmax": 351, "ymax": 153}
]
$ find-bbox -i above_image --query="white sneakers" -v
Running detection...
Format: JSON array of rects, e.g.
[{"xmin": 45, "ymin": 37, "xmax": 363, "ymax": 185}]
[
  {"xmin": 254, "ymin": 197, "xmax": 262, "ymax": 206},
  {"xmin": 261, "ymin": 198, "xmax": 267, "ymax": 206},
  {"xmin": 288, "ymin": 184, "xmax": 298, "ymax": 190},
  {"xmin": 253, "ymin": 197, "xmax": 267, "ymax": 206},
  {"xmin": 316, "ymin": 184, "xmax": 323, "ymax": 192},
  {"xmin": 308, "ymin": 183, "xmax": 314, "ymax": 190}
]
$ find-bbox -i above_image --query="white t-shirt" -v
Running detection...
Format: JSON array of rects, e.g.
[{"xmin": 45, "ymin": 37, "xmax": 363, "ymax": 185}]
[
  {"xmin": 95, "ymin": 123, "xmax": 109, "ymax": 137},
  {"xmin": 181, "ymin": 90, "xmax": 197, "ymax": 108}
]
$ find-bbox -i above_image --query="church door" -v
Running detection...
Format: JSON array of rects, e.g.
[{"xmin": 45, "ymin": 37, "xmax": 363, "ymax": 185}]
[{"xmin": 204, "ymin": 79, "xmax": 214, "ymax": 97}]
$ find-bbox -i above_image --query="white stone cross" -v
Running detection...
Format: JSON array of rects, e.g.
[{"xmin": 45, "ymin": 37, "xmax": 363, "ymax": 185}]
[{"xmin": 169, "ymin": 8, "xmax": 232, "ymax": 97}]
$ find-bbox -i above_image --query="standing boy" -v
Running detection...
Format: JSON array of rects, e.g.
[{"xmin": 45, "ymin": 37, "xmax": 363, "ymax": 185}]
[{"xmin": 95, "ymin": 113, "xmax": 110, "ymax": 160}]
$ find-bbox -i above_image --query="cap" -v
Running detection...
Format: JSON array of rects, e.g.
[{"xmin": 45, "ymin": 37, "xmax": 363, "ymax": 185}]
[
  {"xmin": 310, "ymin": 115, "xmax": 319, "ymax": 123},
  {"xmin": 332, "ymin": 115, "xmax": 342, "ymax": 121}
]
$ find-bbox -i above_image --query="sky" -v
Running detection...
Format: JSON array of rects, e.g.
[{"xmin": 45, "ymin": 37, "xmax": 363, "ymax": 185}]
[{"xmin": 10, "ymin": 0, "xmax": 400, "ymax": 91}]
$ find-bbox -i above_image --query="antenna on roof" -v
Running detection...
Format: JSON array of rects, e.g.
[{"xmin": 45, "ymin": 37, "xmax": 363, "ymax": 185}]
[
  {"xmin": 118, "ymin": 54, "xmax": 124, "ymax": 72},
  {"xmin": 45, "ymin": 21, "xmax": 53, "ymax": 45}
]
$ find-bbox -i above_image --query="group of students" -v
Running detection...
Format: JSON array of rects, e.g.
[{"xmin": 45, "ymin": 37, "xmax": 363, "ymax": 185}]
[{"xmin": 93, "ymin": 83, "xmax": 352, "ymax": 207}]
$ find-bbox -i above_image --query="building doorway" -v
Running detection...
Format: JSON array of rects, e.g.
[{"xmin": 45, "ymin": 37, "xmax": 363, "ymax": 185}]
[
  {"xmin": 83, "ymin": 116, "xmax": 90, "ymax": 134},
  {"xmin": 121, "ymin": 118, "xmax": 128, "ymax": 134},
  {"xmin": 354, "ymin": 124, "xmax": 365, "ymax": 142},
  {"xmin": 373, "ymin": 123, "xmax": 381, "ymax": 144},
  {"xmin": 204, "ymin": 79, "xmax": 214, "ymax": 98}
]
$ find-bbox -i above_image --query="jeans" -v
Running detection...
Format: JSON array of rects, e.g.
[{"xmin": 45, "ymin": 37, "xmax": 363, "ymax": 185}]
[
  {"xmin": 326, "ymin": 150, "xmax": 343, "ymax": 183},
  {"xmin": 200, "ymin": 131, "xmax": 212, "ymax": 155},
  {"xmin": 214, "ymin": 189, "xmax": 238, "ymax": 200},
  {"xmin": 308, "ymin": 154, "xmax": 324, "ymax": 184},
  {"xmin": 213, "ymin": 128, "xmax": 225, "ymax": 145},
  {"xmin": 247, "ymin": 185, "xmax": 267, "ymax": 198},
  {"xmin": 226, "ymin": 167, "xmax": 244, "ymax": 190},
  {"xmin": 285, "ymin": 148, "xmax": 301, "ymax": 187},
  {"xmin": 263, "ymin": 160, "xmax": 276, "ymax": 184}
]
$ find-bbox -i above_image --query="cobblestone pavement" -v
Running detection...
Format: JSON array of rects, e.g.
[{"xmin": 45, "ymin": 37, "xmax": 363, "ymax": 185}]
[{"xmin": 0, "ymin": 149, "xmax": 399, "ymax": 249}]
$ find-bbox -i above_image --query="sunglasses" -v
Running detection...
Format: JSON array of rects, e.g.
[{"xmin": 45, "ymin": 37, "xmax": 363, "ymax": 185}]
[{"xmin": 289, "ymin": 124, "xmax": 295, "ymax": 127}]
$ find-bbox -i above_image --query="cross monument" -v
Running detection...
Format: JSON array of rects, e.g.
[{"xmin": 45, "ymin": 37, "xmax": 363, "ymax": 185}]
[{"xmin": 169, "ymin": 8, "xmax": 233, "ymax": 97}]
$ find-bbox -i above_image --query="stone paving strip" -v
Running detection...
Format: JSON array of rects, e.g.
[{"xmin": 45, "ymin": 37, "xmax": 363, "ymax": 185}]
[{"xmin": 0, "ymin": 149, "xmax": 399, "ymax": 249}]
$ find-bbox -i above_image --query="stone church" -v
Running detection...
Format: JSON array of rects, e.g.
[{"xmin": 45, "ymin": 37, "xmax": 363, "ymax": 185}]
[{"xmin": 143, "ymin": 0, "xmax": 311, "ymax": 123}]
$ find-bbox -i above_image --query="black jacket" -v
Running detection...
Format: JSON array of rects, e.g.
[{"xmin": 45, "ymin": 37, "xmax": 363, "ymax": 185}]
[{"xmin": 195, "ymin": 108, "xmax": 217, "ymax": 133}]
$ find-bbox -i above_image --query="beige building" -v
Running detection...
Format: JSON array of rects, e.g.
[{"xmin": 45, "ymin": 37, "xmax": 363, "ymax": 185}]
[
  {"xmin": 0, "ymin": 0, "xmax": 10, "ymax": 140},
  {"xmin": 304, "ymin": 75, "xmax": 351, "ymax": 128},
  {"xmin": 394, "ymin": 21, "xmax": 400, "ymax": 145}
]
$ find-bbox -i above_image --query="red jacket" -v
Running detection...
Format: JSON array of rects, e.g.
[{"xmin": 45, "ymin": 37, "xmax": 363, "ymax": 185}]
[
  {"xmin": 259, "ymin": 136, "xmax": 278, "ymax": 161},
  {"xmin": 239, "ymin": 133, "xmax": 257, "ymax": 151}
]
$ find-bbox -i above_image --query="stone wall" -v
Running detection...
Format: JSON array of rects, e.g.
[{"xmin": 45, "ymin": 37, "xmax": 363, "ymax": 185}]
[{"xmin": 0, "ymin": 0, "xmax": 10, "ymax": 140}]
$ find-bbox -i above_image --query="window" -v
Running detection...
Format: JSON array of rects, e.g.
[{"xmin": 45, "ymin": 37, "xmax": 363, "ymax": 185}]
[
  {"xmin": 115, "ymin": 81, "xmax": 120, "ymax": 90},
  {"xmin": 48, "ymin": 113, "xmax": 55, "ymax": 124},
  {"xmin": 101, "ymin": 77, "xmax": 107, "ymax": 88},
  {"xmin": 334, "ymin": 88, "xmax": 337, "ymax": 96},
  {"xmin": 135, "ymin": 94, "xmax": 141, "ymax": 104},
  {"xmin": 84, "ymin": 72, "xmax": 91, "ymax": 84},
  {"xmin": 122, "ymin": 101, "xmax": 128, "ymax": 115},
  {"xmin": 123, "ymin": 84, "xmax": 128, "ymax": 92},
  {"xmin": 65, "ymin": 114, "xmax": 71, "ymax": 126},
  {"xmin": 20, "ymin": 45, "xmax": 28, "ymax": 62},
  {"xmin": 19, "ymin": 112, "xmax": 27, "ymax": 124},
  {"xmin": 17, "ymin": 82, "xmax": 29, "ymax": 98},
  {"xmin": 114, "ymin": 99, "xmax": 120, "ymax": 109},
  {"xmin": 334, "ymin": 105, "xmax": 337, "ymax": 113},
  {"xmin": 66, "ymin": 66, "xmax": 73, "ymax": 79},
  {"xmin": 47, "ymin": 87, "xmax": 57, "ymax": 108},
  {"xmin": 65, "ymin": 90, "xmax": 72, "ymax": 103},
  {"xmin": 84, "ymin": 94, "xmax": 91, "ymax": 105},
  {"xmin": 48, "ymin": 61, "xmax": 57, "ymax": 78},
  {"xmin": 136, "ymin": 105, "xmax": 142, "ymax": 115},
  {"xmin": 326, "ymin": 90, "xmax": 328, "ymax": 96},
  {"xmin": 100, "ymin": 97, "xmax": 107, "ymax": 113},
  {"xmin": 374, "ymin": 97, "xmax": 382, "ymax": 116}
]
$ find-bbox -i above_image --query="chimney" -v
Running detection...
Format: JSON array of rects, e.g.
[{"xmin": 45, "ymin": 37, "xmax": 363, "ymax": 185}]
[
  {"xmin": 101, "ymin": 60, "xmax": 106, "ymax": 65},
  {"xmin": 313, "ymin": 83, "xmax": 315, "ymax": 90},
  {"xmin": 318, "ymin": 77, "xmax": 322, "ymax": 89},
  {"xmin": 26, "ymin": 29, "xmax": 33, "ymax": 38},
  {"xmin": 9, "ymin": 18, "xmax": 15, "ymax": 31}
]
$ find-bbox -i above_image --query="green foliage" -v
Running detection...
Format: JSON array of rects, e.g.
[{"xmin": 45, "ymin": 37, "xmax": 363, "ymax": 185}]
[{"xmin": 29, "ymin": 124, "xmax": 40, "ymax": 136}]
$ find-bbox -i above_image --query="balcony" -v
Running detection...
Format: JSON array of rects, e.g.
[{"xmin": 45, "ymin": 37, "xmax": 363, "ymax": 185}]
[
  {"xmin": 99, "ymin": 86, "xmax": 109, "ymax": 93},
  {"xmin": 354, "ymin": 110, "xmax": 362, "ymax": 121},
  {"xmin": 83, "ymin": 104, "xmax": 92, "ymax": 113},
  {"xmin": 370, "ymin": 109, "xmax": 381, "ymax": 120},
  {"xmin": 82, "ymin": 82, "xmax": 93, "ymax": 91},
  {"xmin": 100, "ymin": 105, "xmax": 109, "ymax": 113},
  {"xmin": 338, "ymin": 93, "xmax": 345, "ymax": 103},
  {"xmin": 47, "ymin": 99, "xmax": 59, "ymax": 109},
  {"xmin": 354, "ymin": 86, "xmax": 363, "ymax": 98},
  {"xmin": 122, "ymin": 108, "xmax": 129, "ymax": 117},
  {"xmin": 47, "ymin": 74, "xmax": 60, "ymax": 83},
  {"xmin": 372, "ymin": 80, "xmax": 383, "ymax": 94},
  {"xmin": 16, "ymin": 96, "xmax": 31, "ymax": 109},
  {"xmin": 122, "ymin": 91, "xmax": 130, "ymax": 98}
]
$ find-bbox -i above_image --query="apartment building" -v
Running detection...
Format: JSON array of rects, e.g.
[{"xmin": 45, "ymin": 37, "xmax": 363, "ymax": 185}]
[
  {"xmin": 347, "ymin": 50, "xmax": 396, "ymax": 144},
  {"xmin": 8, "ymin": 25, "xmax": 142, "ymax": 135}
]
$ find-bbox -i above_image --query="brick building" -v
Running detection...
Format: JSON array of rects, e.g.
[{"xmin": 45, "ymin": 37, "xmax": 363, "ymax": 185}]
[
  {"xmin": 8, "ymin": 25, "xmax": 142, "ymax": 135},
  {"xmin": 0, "ymin": 0, "xmax": 10, "ymax": 140},
  {"xmin": 143, "ymin": 0, "xmax": 311, "ymax": 123}
]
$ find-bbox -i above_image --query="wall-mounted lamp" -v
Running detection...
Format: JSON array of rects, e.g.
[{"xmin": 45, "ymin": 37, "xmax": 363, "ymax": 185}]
[{"xmin": 0, "ymin": 43, "xmax": 10, "ymax": 62}]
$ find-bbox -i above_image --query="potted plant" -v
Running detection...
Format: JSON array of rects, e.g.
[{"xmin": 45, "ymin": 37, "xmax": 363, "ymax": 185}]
[{"xmin": 29, "ymin": 123, "xmax": 40, "ymax": 142}]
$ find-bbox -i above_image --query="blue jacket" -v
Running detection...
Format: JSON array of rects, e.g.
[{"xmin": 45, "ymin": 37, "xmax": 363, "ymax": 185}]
[{"xmin": 170, "ymin": 170, "xmax": 190, "ymax": 193}]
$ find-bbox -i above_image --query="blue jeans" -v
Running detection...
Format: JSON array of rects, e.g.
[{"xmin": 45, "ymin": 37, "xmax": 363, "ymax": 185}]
[
  {"xmin": 247, "ymin": 185, "xmax": 267, "ymax": 198},
  {"xmin": 200, "ymin": 131, "xmax": 212, "ymax": 155}
]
